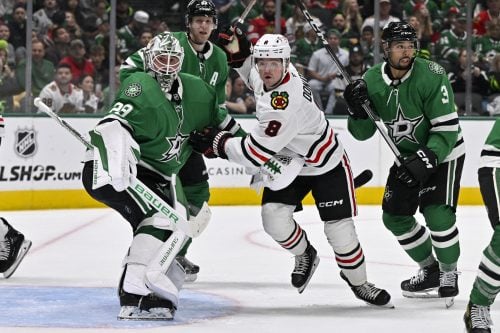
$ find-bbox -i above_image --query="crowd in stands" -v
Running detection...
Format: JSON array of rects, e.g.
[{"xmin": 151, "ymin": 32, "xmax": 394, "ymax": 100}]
[{"xmin": 0, "ymin": 0, "xmax": 499, "ymax": 116}]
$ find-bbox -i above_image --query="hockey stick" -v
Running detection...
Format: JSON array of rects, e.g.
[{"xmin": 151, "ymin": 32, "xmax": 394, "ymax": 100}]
[
  {"xmin": 353, "ymin": 169, "xmax": 373, "ymax": 188},
  {"xmin": 223, "ymin": 0, "xmax": 257, "ymax": 53},
  {"xmin": 33, "ymin": 97, "xmax": 210, "ymax": 238},
  {"xmin": 236, "ymin": 0, "xmax": 257, "ymax": 25},
  {"xmin": 294, "ymin": 0, "xmax": 403, "ymax": 166}
]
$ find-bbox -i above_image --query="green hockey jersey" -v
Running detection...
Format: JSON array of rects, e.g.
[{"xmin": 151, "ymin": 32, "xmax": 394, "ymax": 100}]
[
  {"xmin": 348, "ymin": 57, "xmax": 465, "ymax": 163},
  {"xmin": 102, "ymin": 71, "xmax": 229, "ymax": 178},
  {"xmin": 120, "ymin": 31, "xmax": 229, "ymax": 109}
]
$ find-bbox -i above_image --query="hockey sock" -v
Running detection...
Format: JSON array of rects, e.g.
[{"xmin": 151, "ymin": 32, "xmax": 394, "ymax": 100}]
[{"xmin": 423, "ymin": 205, "xmax": 460, "ymax": 265}]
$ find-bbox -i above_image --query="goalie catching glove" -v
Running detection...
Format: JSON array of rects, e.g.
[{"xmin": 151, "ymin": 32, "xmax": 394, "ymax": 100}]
[
  {"xmin": 217, "ymin": 23, "xmax": 252, "ymax": 68},
  {"xmin": 396, "ymin": 146, "xmax": 438, "ymax": 187},
  {"xmin": 89, "ymin": 120, "xmax": 140, "ymax": 192},
  {"xmin": 343, "ymin": 79, "xmax": 370, "ymax": 120},
  {"xmin": 189, "ymin": 127, "xmax": 233, "ymax": 159}
]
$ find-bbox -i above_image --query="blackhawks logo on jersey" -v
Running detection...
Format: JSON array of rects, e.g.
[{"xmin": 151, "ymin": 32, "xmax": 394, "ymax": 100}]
[
  {"xmin": 270, "ymin": 91, "xmax": 289, "ymax": 110},
  {"xmin": 124, "ymin": 83, "xmax": 142, "ymax": 97}
]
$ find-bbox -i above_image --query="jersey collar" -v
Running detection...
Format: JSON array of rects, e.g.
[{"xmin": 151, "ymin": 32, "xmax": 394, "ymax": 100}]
[{"xmin": 381, "ymin": 61, "xmax": 414, "ymax": 87}]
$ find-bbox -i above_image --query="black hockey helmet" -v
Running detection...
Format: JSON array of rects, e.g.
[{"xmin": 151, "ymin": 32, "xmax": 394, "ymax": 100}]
[{"xmin": 185, "ymin": 0, "xmax": 218, "ymax": 28}]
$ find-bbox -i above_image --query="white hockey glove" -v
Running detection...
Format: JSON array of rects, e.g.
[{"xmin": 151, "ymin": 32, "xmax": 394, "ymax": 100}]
[
  {"xmin": 90, "ymin": 121, "xmax": 140, "ymax": 192},
  {"xmin": 249, "ymin": 153, "xmax": 304, "ymax": 191}
]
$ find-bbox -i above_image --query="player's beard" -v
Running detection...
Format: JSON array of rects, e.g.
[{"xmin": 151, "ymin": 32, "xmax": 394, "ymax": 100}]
[{"xmin": 390, "ymin": 56, "xmax": 413, "ymax": 71}]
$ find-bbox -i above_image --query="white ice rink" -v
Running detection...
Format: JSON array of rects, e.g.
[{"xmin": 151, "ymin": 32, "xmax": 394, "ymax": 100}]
[{"xmin": 0, "ymin": 205, "xmax": 498, "ymax": 333}]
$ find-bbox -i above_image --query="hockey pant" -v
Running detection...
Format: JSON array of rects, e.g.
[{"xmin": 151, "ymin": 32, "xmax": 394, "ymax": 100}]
[{"xmin": 262, "ymin": 203, "xmax": 367, "ymax": 286}]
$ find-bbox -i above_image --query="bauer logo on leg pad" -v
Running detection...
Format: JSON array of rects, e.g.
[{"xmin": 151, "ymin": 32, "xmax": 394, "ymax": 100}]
[{"xmin": 134, "ymin": 183, "xmax": 179, "ymax": 224}]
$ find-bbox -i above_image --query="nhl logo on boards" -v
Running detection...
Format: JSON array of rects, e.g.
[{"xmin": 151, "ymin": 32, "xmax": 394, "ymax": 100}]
[
  {"xmin": 15, "ymin": 128, "xmax": 37, "ymax": 158},
  {"xmin": 270, "ymin": 91, "xmax": 289, "ymax": 110},
  {"xmin": 124, "ymin": 83, "xmax": 142, "ymax": 97}
]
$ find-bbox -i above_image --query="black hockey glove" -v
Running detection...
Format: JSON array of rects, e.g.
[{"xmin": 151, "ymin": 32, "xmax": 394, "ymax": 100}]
[
  {"xmin": 343, "ymin": 79, "xmax": 370, "ymax": 120},
  {"xmin": 396, "ymin": 146, "xmax": 438, "ymax": 187},
  {"xmin": 217, "ymin": 24, "xmax": 252, "ymax": 68},
  {"xmin": 189, "ymin": 127, "xmax": 232, "ymax": 159}
]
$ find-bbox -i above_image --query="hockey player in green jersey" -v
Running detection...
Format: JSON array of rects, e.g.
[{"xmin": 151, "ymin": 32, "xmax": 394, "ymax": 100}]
[
  {"xmin": 81, "ymin": 32, "xmax": 241, "ymax": 320},
  {"xmin": 344, "ymin": 22, "xmax": 465, "ymax": 305},
  {"xmin": 120, "ymin": 0, "xmax": 234, "ymax": 281},
  {"xmin": 463, "ymin": 119, "xmax": 500, "ymax": 332}
]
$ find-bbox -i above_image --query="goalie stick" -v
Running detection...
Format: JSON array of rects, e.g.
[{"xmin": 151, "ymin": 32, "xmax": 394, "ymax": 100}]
[
  {"xmin": 294, "ymin": 0, "xmax": 403, "ymax": 166},
  {"xmin": 33, "ymin": 97, "xmax": 210, "ymax": 238}
]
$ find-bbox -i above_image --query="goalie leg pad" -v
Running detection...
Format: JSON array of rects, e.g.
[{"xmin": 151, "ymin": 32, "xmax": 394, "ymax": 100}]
[
  {"xmin": 262, "ymin": 203, "xmax": 308, "ymax": 256},
  {"xmin": 324, "ymin": 218, "xmax": 367, "ymax": 286}
]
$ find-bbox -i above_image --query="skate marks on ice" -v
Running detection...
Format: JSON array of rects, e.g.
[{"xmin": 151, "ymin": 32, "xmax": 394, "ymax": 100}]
[{"xmin": 0, "ymin": 286, "xmax": 237, "ymax": 328}]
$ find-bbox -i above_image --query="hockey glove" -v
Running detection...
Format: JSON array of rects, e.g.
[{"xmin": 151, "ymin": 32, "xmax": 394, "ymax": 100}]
[
  {"xmin": 189, "ymin": 127, "xmax": 232, "ymax": 159},
  {"xmin": 90, "ymin": 121, "xmax": 140, "ymax": 192},
  {"xmin": 396, "ymin": 146, "xmax": 438, "ymax": 187},
  {"xmin": 343, "ymin": 79, "xmax": 370, "ymax": 120},
  {"xmin": 217, "ymin": 24, "xmax": 252, "ymax": 68}
]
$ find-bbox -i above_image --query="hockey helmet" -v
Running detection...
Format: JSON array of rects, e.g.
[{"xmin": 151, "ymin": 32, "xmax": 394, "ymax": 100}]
[
  {"xmin": 253, "ymin": 34, "xmax": 291, "ymax": 84},
  {"xmin": 144, "ymin": 32, "xmax": 184, "ymax": 92},
  {"xmin": 185, "ymin": 0, "xmax": 217, "ymax": 28}
]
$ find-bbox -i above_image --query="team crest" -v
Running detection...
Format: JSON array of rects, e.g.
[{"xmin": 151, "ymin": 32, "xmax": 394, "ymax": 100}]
[
  {"xmin": 124, "ymin": 83, "xmax": 142, "ymax": 97},
  {"xmin": 428, "ymin": 62, "xmax": 445, "ymax": 75},
  {"xmin": 270, "ymin": 91, "xmax": 289, "ymax": 110},
  {"xmin": 15, "ymin": 128, "xmax": 37, "ymax": 158},
  {"xmin": 159, "ymin": 133, "xmax": 189, "ymax": 163}
]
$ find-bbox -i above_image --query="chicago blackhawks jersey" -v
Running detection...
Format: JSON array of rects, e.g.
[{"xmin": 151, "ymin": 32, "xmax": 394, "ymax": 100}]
[
  {"xmin": 120, "ymin": 31, "xmax": 229, "ymax": 109},
  {"xmin": 479, "ymin": 118, "xmax": 500, "ymax": 168},
  {"xmin": 224, "ymin": 58, "xmax": 344, "ymax": 176},
  {"xmin": 348, "ymin": 57, "xmax": 465, "ymax": 163},
  {"xmin": 38, "ymin": 81, "xmax": 84, "ymax": 114},
  {"xmin": 102, "ymin": 71, "xmax": 238, "ymax": 179}
]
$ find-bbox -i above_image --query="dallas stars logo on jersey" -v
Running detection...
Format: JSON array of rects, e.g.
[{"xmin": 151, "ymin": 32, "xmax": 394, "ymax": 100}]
[
  {"xmin": 386, "ymin": 106, "xmax": 423, "ymax": 144},
  {"xmin": 159, "ymin": 133, "xmax": 189, "ymax": 162},
  {"xmin": 270, "ymin": 91, "xmax": 289, "ymax": 110}
]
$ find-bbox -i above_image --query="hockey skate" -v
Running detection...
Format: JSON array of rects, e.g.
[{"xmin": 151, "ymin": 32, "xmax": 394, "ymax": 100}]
[
  {"xmin": 176, "ymin": 256, "xmax": 199, "ymax": 282},
  {"xmin": 439, "ymin": 269, "xmax": 459, "ymax": 308},
  {"xmin": 0, "ymin": 219, "xmax": 32, "ymax": 279},
  {"xmin": 401, "ymin": 261, "xmax": 440, "ymax": 298},
  {"xmin": 291, "ymin": 244, "xmax": 320, "ymax": 294},
  {"xmin": 340, "ymin": 271, "xmax": 394, "ymax": 308},
  {"xmin": 118, "ymin": 287, "xmax": 176, "ymax": 321},
  {"xmin": 464, "ymin": 302, "xmax": 493, "ymax": 333}
]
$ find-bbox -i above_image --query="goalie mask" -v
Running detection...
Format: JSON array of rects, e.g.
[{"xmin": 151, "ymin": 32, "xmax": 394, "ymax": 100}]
[
  {"xmin": 381, "ymin": 21, "xmax": 419, "ymax": 70},
  {"xmin": 144, "ymin": 32, "xmax": 184, "ymax": 92},
  {"xmin": 253, "ymin": 34, "xmax": 291, "ymax": 88},
  {"xmin": 185, "ymin": 0, "xmax": 218, "ymax": 29}
]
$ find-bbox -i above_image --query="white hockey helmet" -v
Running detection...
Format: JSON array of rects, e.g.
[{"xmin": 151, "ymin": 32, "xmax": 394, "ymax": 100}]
[
  {"xmin": 144, "ymin": 32, "xmax": 184, "ymax": 92},
  {"xmin": 253, "ymin": 34, "xmax": 291, "ymax": 81}
]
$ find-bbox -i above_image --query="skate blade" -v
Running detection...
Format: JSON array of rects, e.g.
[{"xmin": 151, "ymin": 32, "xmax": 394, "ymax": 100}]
[
  {"xmin": 3, "ymin": 240, "xmax": 32, "ymax": 279},
  {"xmin": 297, "ymin": 256, "xmax": 320, "ymax": 294},
  {"xmin": 184, "ymin": 273, "xmax": 198, "ymax": 283},
  {"xmin": 444, "ymin": 297, "xmax": 455, "ymax": 309},
  {"xmin": 118, "ymin": 306, "xmax": 174, "ymax": 321},
  {"xmin": 402, "ymin": 288, "xmax": 439, "ymax": 299},
  {"xmin": 365, "ymin": 301, "xmax": 395, "ymax": 309}
]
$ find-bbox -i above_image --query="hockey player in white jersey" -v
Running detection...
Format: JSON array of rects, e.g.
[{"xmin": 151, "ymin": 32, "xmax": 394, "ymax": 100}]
[
  {"xmin": 0, "ymin": 114, "xmax": 32, "ymax": 278},
  {"xmin": 190, "ymin": 32, "xmax": 392, "ymax": 306}
]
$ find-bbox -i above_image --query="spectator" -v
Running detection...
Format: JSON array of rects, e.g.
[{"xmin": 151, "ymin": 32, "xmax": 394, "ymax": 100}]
[
  {"xmin": 292, "ymin": 22, "xmax": 322, "ymax": 75},
  {"xmin": 61, "ymin": 0, "xmax": 86, "ymax": 29},
  {"xmin": 332, "ymin": 43, "xmax": 368, "ymax": 115},
  {"xmin": 94, "ymin": 17, "xmax": 110, "ymax": 46},
  {"xmin": 45, "ymin": 26, "xmax": 71, "ymax": 66},
  {"xmin": 485, "ymin": 53, "xmax": 500, "ymax": 115},
  {"xmin": 331, "ymin": 12, "xmax": 360, "ymax": 48},
  {"xmin": 7, "ymin": 4, "xmax": 27, "ymax": 50},
  {"xmin": 33, "ymin": 0, "xmax": 59, "ymax": 38},
  {"xmin": 117, "ymin": 10, "xmax": 149, "ymax": 58},
  {"xmin": 88, "ymin": 44, "xmax": 108, "ymax": 88},
  {"xmin": 59, "ymin": 39, "xmax": 95, "ymax": 85},
  {"xmin": 116, "ymin": 0, "xmax": 134, "ymax": 29},
  {"xmin": 213, "ymin": 0, "xmax": 235, "ymax": 28},
  {"xmin": 341, "ymin": 0, "xmax": 363, "ymax": 38},
  {"xmin": 78, "ymin": 74, "xmax": 100, "ymax": 113},
  {"xmin": 64, "ymin": 10, "xmax": 83, "ymax": 40},
  {"xmin": 0, "ymin": 42, "xmax": 16, "ymax": 112},
  {"xmin": 247, "ymin": 0, "xmax": 286, "ymax": 44},
  {"xmin": 403, "ymin": 0, "xmax": 442, "ymax": 32},
  {"xmin": 285, "ymin": 4, "xmax": 308, "ymax": 46},
  {"xmin": 435, "ymin": 12, "xmax": 473, "ymax": 68},
  {"xmin": 476, "ymin": 17, "xmax": 500, "ymax": 64},
  {"xmin": 360, "ymin": 25, "xmax": 375, "ymax": 66},
  {"xmin": 474, "ymin": 0, "xmax": 500, "ymax": 35},
  {"xmin": 361, "ymin": 0, "xmax": 400, "ymax": 32},
  {"xmin": 308, "ymin": 28, "xmax": 348, "ymax": 114},
  {"xmin": 15, "ymin": 40, "xmax": 55, "ymax": 97},
  {"xmin": 243, "ymin": 91, "xmax": 256, "ymax": 114},
  {"xmin": 138, "ymin": 28, "xmax": 153, "ymax": 49},
  {"xmin": 101, "ymin": 65, "xmax": 120, "ymax": 113},
  {"xmin": 448, "ymin": 49, "xmax": 489, "ymax": 115},
  {"xmin": 407, "ymin": 15, "xmax": 433, "ymax": 60},
  {"xmin": 225, "ymin": 76, "xmax": 247, "ymax": 114},
  {"xmin": 0, "ymin": 23, "xmax": 15, "ymax": 67},
  {"xmin": 38, "ymin": 63, "xmax": 84, "ymax": 114}
]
